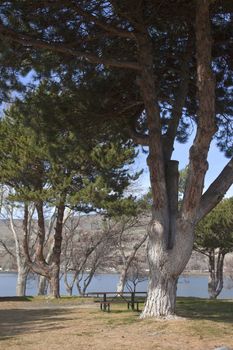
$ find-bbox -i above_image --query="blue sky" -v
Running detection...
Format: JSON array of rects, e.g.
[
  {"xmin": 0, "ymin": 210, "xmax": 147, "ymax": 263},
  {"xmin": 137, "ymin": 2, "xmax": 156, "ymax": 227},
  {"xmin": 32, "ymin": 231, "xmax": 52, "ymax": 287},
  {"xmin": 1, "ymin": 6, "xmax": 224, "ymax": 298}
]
[{"xmin": 134, "ymin": 138, "xmax": 233, "ymax": 198}]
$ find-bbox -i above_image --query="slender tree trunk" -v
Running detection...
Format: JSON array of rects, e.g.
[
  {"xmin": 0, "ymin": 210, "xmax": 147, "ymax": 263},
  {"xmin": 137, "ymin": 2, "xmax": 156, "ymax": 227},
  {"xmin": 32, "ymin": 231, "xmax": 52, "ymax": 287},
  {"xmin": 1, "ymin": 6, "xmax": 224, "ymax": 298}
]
[
  {"xmin": 35, "ymin": 201, "xmax": 47, "ymax": 265},
  {"xmin": 49, "ymin": 202, "xmax": 65, "ymax": 298},
  {"xmin": 116, "ymin": 232, "xmax": 148, "ymax": 294},
  {"xmin": 37, "ymin": 237, "xmax": 54, "ymax": 296},
  {"xmin": 64, "ymin": 271, "xmax": 77, "ymax": 296},
  {"xmin": 23, "ymin": 200, "xmax": 65, "ymax": 298},
  {"xmin": 16, "ymin": 262, "xmax": 29, "ymax": 297},
  {"xmin": 8, "ymin": 207, "xmax": 30, "ymax": 297},
  {"xmin": 208, "ymin": 249, "xmax": 225, "ymax": 299},
  {"xmin": 116, "ymin": 266, "xmax": 127, "ymax": 294},
  {"xmin": 65, "ymin": 285, "xmax": 73, "ymax": 297}
]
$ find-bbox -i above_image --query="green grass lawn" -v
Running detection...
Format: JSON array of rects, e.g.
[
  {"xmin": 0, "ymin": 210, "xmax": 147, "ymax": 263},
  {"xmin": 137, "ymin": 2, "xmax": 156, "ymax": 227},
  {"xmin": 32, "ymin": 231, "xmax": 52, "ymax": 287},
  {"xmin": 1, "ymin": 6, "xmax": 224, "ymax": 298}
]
[{"xmin": 176, "ymin": 297, "xmax": 233, "ymax": 323}]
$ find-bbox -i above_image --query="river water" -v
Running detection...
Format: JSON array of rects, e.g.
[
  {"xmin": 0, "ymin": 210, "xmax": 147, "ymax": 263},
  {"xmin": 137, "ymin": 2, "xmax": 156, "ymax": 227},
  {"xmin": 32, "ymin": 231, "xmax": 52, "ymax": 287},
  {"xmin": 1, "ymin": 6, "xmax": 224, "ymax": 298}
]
[{"xmin": 0, "ymin": 272, "xmax": 232, "ymax": 298}]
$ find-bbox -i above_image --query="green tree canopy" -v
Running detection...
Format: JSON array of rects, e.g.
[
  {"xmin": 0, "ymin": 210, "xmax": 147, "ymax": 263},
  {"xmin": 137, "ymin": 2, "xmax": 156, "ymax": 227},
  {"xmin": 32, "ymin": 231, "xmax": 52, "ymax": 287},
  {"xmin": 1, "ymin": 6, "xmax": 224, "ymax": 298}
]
[
  {"xmin": 0, "ymin": 82, "xmax": 139, "ymax": 212},
  {"xmin": 195, "ymin": 198, "xmax": 233, "ymax": 253},
  {"xmin": 0, "ymin": 1, "xmax": 232, "ymax": 155},
  {"xmin": 194, "ymin": 197, "xmax": 233, "ymax": 299},
  {"xmin": 0, "ymin": 0, "xmax": 232, "ymax": 317}
]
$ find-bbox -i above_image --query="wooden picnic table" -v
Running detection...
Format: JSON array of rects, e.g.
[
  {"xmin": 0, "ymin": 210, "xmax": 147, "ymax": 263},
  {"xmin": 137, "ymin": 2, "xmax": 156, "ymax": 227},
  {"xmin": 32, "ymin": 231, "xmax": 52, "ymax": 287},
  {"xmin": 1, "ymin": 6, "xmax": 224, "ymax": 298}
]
[{"xmin": 85, "ymin": 291, "xmax": 147, "ymax": 312}]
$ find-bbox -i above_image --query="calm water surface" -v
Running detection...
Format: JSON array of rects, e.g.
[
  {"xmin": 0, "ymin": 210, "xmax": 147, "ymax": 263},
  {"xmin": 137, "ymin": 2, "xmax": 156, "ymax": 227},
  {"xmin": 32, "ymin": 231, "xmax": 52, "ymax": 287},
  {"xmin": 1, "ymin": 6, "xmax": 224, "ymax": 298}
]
[{"xmin": 0, "ymin": 272, "xmax": 232, "ymax": 298}]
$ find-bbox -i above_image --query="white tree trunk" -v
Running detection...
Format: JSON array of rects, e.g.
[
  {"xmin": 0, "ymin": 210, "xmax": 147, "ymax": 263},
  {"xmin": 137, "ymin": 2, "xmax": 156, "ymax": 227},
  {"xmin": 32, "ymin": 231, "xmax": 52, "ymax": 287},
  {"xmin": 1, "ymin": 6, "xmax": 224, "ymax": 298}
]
[
  {"xmin": 141, "ymin": 221, "xmax": 194, "ymax": 318},
  {"xmin": 16, "ymin": 263, "xmax": 29, "ymax": 297},
  {"xmin": 8, "ymin": 210, "xmax": 30, "ymax": 297},
  {"xmin": 142, "ymin": 273, "xmax": 178, "ymax": 318},
  {"xmin": 116, "ymin": 267, "xmax": 127, "ymax": 294}
]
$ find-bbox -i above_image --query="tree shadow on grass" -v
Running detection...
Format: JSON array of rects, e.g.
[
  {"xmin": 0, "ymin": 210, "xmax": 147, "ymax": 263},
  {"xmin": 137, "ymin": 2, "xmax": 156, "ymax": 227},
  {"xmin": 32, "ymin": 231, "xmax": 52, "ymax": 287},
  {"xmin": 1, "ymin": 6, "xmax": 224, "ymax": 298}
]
[
  {"xmin": 176, "ymin": 297, "xmax": 233, "ymax": 324},
  {"xmin": 0, "ymin": 296, "xmax": 33, "ymax": 302},
  {"xmin": 0, "ymin": 308, "xmax": 73, "ymax": 340}
]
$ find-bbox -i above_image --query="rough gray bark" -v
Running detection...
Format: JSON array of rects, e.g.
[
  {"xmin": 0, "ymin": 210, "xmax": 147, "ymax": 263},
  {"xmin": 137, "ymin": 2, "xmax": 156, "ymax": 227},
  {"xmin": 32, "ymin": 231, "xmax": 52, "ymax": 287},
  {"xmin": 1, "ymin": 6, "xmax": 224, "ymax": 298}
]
[{"xmin": 140, "ymin": 220, "xmax": 194, "ymax": 318}]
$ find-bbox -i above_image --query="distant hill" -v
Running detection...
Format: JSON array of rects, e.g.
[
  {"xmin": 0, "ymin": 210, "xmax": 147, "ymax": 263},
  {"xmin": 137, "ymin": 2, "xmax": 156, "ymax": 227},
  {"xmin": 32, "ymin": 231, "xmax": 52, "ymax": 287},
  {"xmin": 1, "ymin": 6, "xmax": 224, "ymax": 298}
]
[{"xmin": 0, "ymin": 215, "xmax": 211, "ymax": 273}]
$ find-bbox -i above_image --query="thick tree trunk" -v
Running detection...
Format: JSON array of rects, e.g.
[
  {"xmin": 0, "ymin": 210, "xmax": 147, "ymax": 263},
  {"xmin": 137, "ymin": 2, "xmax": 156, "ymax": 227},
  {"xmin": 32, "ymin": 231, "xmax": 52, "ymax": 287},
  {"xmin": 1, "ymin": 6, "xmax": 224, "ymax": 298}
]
[
  {"xmin": 139, "ymin": 0, "xmax": 216, "ymax": 319},
  {"xmin": 38, "ymin": 275, "xmax": 49, "ymax": 295},
  {"xmin": 143, "ymin": 273, "xmax": 178, "ymax": 318},
  {"xmin": 49, "ymin": 265, "xmax": 60, "ymax": 298},
  {"xmin": 208, "ymin": 250, "xmax": 225, "ymax": 299},
  {"xmin": 141, "ymin": 221, "xmax": 194, "ymax": 318},
  {"xmin": 16, "ymin": 263, "xmax": 29, "ymax": 297}
]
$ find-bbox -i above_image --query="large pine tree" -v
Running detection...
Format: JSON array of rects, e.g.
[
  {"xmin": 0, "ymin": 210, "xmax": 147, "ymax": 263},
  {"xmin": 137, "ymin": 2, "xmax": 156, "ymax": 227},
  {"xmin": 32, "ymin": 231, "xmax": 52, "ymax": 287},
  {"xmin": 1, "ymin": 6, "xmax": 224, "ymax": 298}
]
[{"xmin": 0, "ymin": 0, "xmax": 232, "ymax": 316}]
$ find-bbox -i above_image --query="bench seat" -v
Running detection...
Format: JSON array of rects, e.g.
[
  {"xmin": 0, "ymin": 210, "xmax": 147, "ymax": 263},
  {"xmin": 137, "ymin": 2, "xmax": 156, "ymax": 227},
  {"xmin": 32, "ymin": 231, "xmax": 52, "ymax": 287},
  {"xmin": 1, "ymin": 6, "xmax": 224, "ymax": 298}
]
[{"xmin": 99, "ymin": 300, "xmax": 140, "ymax": 312}]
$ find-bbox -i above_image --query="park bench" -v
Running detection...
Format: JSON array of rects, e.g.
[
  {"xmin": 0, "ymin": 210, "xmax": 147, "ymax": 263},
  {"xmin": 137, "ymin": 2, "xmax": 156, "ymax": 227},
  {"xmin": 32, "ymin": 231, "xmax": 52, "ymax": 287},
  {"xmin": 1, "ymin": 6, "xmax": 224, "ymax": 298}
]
[
  {"xmin": 99, "ymin": 299, "xmax": 140, "ymax": 312},
  {"xmin": 85, "ymin": 292, "xmax": 146, "ymax": 312}
]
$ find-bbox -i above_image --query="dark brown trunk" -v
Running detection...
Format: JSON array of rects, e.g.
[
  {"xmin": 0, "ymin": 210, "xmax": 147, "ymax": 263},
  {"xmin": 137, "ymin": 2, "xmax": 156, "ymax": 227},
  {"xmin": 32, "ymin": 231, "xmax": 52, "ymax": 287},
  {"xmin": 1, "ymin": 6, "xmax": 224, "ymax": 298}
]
[
  {"xmin": 166, "ymin": 161, "xmax": 179, "ymax": 249},
  {"xmin": 136, "ymin": 32, "xmax": 168, "ymax": 217},
  {"xmin": 35, "ymin": 201, "xmax": 47, "ymax": 265},
  {"xmin": 49, "ymin": 202, "xmax": 65, "ymax": 298}
]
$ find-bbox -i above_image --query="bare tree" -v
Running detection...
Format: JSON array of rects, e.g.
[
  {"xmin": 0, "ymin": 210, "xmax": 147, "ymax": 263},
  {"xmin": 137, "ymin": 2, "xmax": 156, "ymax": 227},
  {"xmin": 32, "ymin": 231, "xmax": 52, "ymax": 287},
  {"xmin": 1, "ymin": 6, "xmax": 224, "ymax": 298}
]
[
  {"xmin": 112, "ymin": 216, "xmax": 148, "ymax": 293},
  {"xmin": 0, "ymin": 193, "xmax": 36, "ymax": 296},
  {"xmin": 61, "ymin": 214, "xmax": 114, "ymax": 296},
  {"xmin": 126, "ymin": 256, "xmax": 148, "ymax": 294}
]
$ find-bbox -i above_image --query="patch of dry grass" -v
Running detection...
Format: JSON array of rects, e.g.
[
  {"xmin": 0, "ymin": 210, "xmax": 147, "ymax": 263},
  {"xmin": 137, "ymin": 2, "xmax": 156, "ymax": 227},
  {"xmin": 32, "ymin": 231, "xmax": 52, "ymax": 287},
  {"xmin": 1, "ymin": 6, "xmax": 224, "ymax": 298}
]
[{"xmin": 0, "ymin": 296, "xmax": 232, "ymax": 350}]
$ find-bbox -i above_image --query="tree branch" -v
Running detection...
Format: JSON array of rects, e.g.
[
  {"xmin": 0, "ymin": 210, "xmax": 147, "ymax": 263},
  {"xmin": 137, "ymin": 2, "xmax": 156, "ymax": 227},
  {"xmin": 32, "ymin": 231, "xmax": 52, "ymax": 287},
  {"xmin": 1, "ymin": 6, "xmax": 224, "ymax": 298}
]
[
  {"xmin": 129, "ymin": 128, "xmax": 149, "ymax": 146},
  {"xmin": 196, "ymin": 157, "xmax": 233, "ymax": 222},
  {"xmin": 0, "ymin": 24, "xmax": 141, "ymax": 71},
  {"xmin": 181, "ymin": 0, "xmax": 216, "ymax": 222},
  {"xmin": 163, "ymin": 40, "xmax": 192, "ymax": 161},
  {"xmin": 71, "ymin": 2, "xmax": 136, "ymax": 40},
  {"xmin": 0, "ymin": 239, "xmax": 15, "ymax": 259}
]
